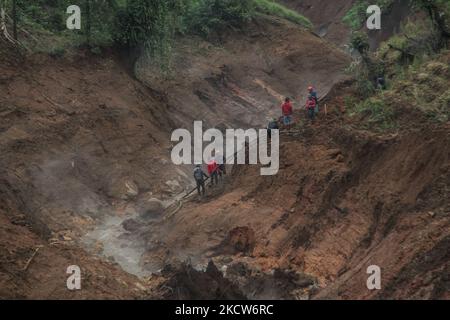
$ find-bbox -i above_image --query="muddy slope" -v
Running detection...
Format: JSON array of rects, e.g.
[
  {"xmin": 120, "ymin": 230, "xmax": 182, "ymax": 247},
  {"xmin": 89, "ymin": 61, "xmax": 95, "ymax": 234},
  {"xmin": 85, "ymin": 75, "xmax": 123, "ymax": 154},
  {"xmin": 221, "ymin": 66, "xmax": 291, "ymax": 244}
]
[
  {"xmin": 0, "ymin": 16, "xmax": 350, "ymax": 298},
  {"xmin": 280, "ymin": 0, "xmax": 356, "ymax": 46},
  {"xmin": 136, "ymin": 15, "xmax": 350, "ymax": 129},
  {"xmin": 139, "ymin": 102, "xmax": 449, "ymax": 299},
  {"xmin": 281, "ymin": 0, "xmax": 414, "ymax": 50}
]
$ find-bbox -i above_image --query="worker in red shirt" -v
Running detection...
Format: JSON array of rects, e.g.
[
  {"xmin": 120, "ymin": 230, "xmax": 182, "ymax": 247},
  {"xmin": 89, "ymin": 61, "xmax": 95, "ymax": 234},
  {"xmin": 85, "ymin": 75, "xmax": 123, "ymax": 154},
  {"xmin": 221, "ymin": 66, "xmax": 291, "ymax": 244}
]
[
  {"xmin": 207, "ymin": 158, "xmax": 219, "ymax": 186},
  {"xmin": 281, "ymin": 97, "xmax": 293, "ymax": 130},
  {"xmin": 306, "ymin": 94, "xmax": 317, "ymax": 123}
]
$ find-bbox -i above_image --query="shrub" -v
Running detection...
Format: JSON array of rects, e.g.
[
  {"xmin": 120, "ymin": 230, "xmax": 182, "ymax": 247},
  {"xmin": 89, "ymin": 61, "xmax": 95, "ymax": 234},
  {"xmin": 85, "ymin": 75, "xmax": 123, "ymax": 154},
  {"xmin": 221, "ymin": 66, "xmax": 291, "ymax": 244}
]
[
  {"xmin": 254, "ymin": 0, "xmax": 312, "ymax": 28},
  {"xmin": 186, "ymin": 0, "xmax": 256, "ymax": 37},
  {"xmin": 351, "ymin": 97, "xmax": 395, "ymax": 129},
  {"xmin": 350, "ymin": 31, "xmax": 370, "ymax": 55}
]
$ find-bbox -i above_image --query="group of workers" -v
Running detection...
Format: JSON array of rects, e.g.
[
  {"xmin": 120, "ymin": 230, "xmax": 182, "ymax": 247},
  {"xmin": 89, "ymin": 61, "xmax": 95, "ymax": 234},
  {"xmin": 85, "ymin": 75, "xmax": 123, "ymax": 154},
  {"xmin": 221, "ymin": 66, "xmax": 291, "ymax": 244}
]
[
  {"xmin": 193, "ymin": 153, "xmax": 226, "ymax": 197},
  {"xmin": 192, "ymin": 86, "xmax": 319, "ymax": 197},
  {"xmin": 278, "ymin": 85, "xmax": 319, "ymax": 130}
]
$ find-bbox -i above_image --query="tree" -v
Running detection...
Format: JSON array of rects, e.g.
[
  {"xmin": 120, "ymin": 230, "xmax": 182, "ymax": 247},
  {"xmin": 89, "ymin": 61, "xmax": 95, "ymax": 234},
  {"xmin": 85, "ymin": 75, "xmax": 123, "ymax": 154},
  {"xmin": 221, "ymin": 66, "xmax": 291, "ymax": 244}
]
[
  {"xmin": 1, "ymin": 0, "xmax": 17, "ymax": 43},
  {"xmin": 414, "ymin": 0, "xmax": 450, "ymax": 47},
  {"xmin": 11, "ymin": 0, "xmax": 16, "ymax": 40},
  {"xmin": 85, "ymin": 0, "xmax": 91, "ymax": 46}
]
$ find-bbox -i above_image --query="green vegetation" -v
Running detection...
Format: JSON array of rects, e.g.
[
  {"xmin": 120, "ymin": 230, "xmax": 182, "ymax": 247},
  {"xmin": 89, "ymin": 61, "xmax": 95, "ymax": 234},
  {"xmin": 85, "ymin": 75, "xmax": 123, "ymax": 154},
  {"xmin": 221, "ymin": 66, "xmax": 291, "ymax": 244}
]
[
  {"xmin": 253, "ymin": 0, "xmax": 312, "ymax": 28},
  {"xmin": 1, "ymin": 0, "xmax": 310, "ymax": 58},
  {"xmin": 184, "ymin": 0, "xmax": 256, "ymax": 37},
  {"xmin": 345, "ymin": 1, "xmax": 450, "ymax": 131},
  {"xmin": 350, "ymin": 31, "xmax": 370, "ymax": 55},
  {"xmin": 347, "ymin": 48, "xmax": 450, "ymax": 130},
  {"xmin": 348, "ymin": 96, "xmax": 395, "ymax": 130}
]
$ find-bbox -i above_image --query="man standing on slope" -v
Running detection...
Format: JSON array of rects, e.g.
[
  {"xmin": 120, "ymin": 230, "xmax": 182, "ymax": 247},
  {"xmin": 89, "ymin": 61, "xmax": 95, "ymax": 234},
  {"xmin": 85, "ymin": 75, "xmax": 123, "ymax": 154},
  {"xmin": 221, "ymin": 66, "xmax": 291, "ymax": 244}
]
[
  {"xmin": 217, "ymin": 151, "xmax": 227, "ymax": 179},
  {"xmin": 193, "ymin": 165, "xmax": 208, "ymax": 197},
  {"xmin": 267, "ymin": 118, "xmax": 279, "ymax": 139},
  {"xmin": 306, "ymin": 94, "xmax": 317, "ymax": 123},
  {"xmin": 281, "ymin": 97, "xmax": 294, "ymax": 130},
  {"xmin": 308, "ymin": 86, "xmax": 319, "ymax": 115},
  {"xmin": 207, "ymin": 158, "xmax": 219, "ymax": 187}
]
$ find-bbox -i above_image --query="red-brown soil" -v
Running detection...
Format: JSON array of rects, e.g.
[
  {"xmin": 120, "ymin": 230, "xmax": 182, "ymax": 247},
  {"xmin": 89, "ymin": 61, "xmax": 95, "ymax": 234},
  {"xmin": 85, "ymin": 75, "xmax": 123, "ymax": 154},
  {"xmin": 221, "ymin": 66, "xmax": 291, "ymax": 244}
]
[
  {"xmin": 1, "ymin": 12, "xmax": 448, "ymax": 300},
  {"xmin": 138, "ymin": 98, "xmax": 449, "ymax": 299},
  {"xmin": 0, "ymin": 16, "xmax": 351, "ymax": 299}
]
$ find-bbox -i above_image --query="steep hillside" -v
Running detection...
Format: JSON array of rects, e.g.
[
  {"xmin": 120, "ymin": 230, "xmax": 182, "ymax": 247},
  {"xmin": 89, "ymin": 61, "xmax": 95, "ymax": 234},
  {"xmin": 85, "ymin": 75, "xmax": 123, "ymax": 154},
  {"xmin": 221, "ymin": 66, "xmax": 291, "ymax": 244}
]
[
  {"xmin": 136, "ymin": 83, "xmax": 449, "ymax": 299},
  {"xmin": 136, "ymin": 15, "xmax": 349, "ymax": 128},
  {"xmin": 0, "ymin": 14, "xmax": 349, "ymax": 298},
  {"xmin": 280, "ymin": 0, "xmax": 356, "ymax": 46},
  {"xmin": 281, "ymin": 0, "xmax": 415, "ymax": 50},
  {"xmin": 1, "ymin": 1, "xmax": 448, "ymax": 301}
]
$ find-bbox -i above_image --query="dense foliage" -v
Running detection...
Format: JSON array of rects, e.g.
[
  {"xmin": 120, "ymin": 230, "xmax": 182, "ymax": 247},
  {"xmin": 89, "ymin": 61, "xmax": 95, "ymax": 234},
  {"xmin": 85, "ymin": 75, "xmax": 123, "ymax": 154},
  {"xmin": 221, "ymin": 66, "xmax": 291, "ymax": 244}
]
[
  {"xmin": 345, "ymin": 0, "xmax": 450, "ymax": 130},
  {"xmin": 1, "ymin": 0, "xmax": 311, "ymax": 57}
]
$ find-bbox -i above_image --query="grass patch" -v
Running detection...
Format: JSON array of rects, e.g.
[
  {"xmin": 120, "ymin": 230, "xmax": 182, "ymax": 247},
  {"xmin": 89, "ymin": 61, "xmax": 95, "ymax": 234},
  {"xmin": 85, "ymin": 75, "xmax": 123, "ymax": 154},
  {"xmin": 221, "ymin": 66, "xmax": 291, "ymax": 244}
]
[
  {"xmin": 254, "ymin": 0, "xmax": 312, "ymax": 28},
  {"xmin": 349, "ymin": 97, "xmax": 396, "ymax": 130}
]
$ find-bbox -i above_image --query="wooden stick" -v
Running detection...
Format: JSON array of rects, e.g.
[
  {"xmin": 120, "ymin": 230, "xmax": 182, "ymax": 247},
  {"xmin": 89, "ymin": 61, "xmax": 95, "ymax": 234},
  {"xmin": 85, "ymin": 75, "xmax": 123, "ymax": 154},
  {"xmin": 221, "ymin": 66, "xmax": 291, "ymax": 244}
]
[{"xmin": 22, "ymin": 245, "xmax": 43, "ymax": 272}]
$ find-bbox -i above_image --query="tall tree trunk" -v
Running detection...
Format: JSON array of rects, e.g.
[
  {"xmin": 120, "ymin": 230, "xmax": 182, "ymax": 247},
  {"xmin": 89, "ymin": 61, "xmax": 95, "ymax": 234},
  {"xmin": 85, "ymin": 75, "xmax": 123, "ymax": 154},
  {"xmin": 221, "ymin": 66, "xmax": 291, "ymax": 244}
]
[
  {"xmin": 12, "ymin": 0, "xmax": 17, "ymax": 40},
  {"xmin": 85, "ymin": 0, "xmax": 91, "ymax": 46},
  {"xmin": 421, "ymin": 0, "xmax": 449, "ymax": 48}
]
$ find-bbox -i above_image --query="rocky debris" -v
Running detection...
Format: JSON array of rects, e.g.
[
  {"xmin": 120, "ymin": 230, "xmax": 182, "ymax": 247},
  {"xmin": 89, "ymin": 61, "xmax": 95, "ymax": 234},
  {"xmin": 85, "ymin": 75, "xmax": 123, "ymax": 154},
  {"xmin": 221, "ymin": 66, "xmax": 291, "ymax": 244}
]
[
  {"xmin": 156, "ymin": 261, "xmax": 246, "ymax": 300},
  {"xmin": 164, "ymin": 180, "xmax": 184, "ymax": 194},
  {"xmin": 225, "ymin": 262, "xmax": 318, "ymax": 300},
  {"xmin": 223, "ymin": 226, "xmax": 256, "ymax": 255},
  {"xmin": 121, "ymin": 219, "xmax": 142, "ymax": 232},
  {"xmin": 108, "ymin": 179, "xmax": 139, "ymax": 200},
  {"xmin": 138, "ymin": 199, "xmax": 165, "ymax": 220}
]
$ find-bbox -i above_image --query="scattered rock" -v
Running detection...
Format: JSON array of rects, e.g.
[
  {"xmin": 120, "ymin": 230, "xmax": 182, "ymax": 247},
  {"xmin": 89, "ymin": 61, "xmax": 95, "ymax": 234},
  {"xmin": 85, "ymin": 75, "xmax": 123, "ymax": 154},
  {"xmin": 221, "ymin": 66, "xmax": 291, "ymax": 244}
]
[
  {"xmin": 138, "ymin": 199, "xmax": 165, "ymax": 220},
  {"xmin": 226, "ymin": 226, "xmax": 256, "ymax": 255},
  {"xmin": 135, "ymin": 282, "xmax": 147, "ymax": 292},
  {"xmin": 108, "ymin": 179, "xmax": 139, "ymax": 200},
  {"xmin": 122, "ymin": 218, "xmax": 141, "ymax": 232},
  {"xmin": 336, "ymin": 154, "xmax": 345, "ymax": 162},
  {"xmin": 164, "ymin": 179, "xmax": 184, "ymax": 194},
  {"xmin": 158, "ymin": 261, "xmax": 246, "ymax": 300}
]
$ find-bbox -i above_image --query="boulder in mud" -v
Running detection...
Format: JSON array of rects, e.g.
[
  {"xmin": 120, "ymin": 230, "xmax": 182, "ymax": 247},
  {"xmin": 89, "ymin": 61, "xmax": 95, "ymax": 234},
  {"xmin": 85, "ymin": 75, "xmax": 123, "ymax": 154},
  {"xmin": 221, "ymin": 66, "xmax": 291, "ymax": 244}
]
[
  {"xmin": 226, "ymin": 226, "xmax": 256, "ymax": 255},
  {"xmin": 157, "ymin": 261, "xmax": 246, "ymax": 300},
  {"xmin": 122, "ymin": 218, "xmax": 141, "ymax": 232},
  {"xmin": 225, "ymin": 263, "xmax": 317, "ymax": 300},
  {"xmin": 138, "ymin": 199, "xmax": 165, "ymax": 220},
  {"xmin": 107, "ymin": 178, "xmax": 139, "ymax": 200}
]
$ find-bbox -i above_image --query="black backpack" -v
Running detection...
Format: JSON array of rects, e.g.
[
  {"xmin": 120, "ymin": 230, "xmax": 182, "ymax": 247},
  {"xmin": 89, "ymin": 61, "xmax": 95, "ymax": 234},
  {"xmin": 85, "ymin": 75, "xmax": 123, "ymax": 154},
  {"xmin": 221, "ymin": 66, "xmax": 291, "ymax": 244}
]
[{"xmin": 194, "ymin": 167, "xmax": 204, "ymax": 180}]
